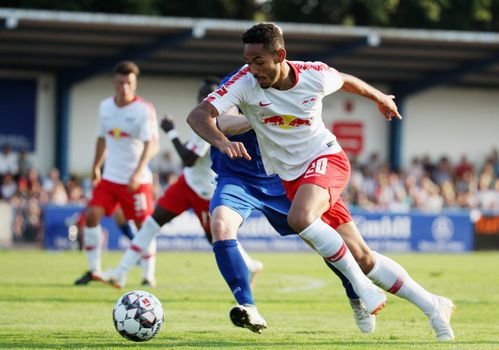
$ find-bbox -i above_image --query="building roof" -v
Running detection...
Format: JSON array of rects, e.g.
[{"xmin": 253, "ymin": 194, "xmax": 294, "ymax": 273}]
[{"xmin": 2, "ymin": 8, "xmax": 499, "ymax": 95}]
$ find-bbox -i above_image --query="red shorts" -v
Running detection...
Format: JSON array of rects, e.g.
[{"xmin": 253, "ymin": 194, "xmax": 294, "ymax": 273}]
[
  {"xmin": 88, "ymin": 179, "xmax": 154, "ymax": 223},
  {"xmin": 282, "ymin": 151, "xmax": 353, "ymax": 229},
  {"xmin": 156, "ymin": 174, "xmax": 211, "ymax": 234}
]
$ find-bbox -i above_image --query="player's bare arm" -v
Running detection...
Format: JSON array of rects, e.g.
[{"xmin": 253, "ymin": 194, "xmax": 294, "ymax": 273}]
[
  {"xmin": 91, "ymin": 137, "xmax": 106, "ymax": 185},
  {"xmin": 128, "ymin": 140, "xmax": 156, "ymax": 191},
  {"xmin": 339, "ymin": 72, "xmax": 402, "ymax": 121},
  {"xmin": 217, "ymin": 110, "xmax": 252, "ymax": 136},
  {"xmin": 187, "ymin": 101, "xmax": 251, "ymax": 160}
]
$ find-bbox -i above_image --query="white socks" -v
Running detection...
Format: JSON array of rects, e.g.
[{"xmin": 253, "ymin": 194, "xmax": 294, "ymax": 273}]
[
  {"xmin": 141, "ymin": 239, "xmax": 157, "ymax": 281},
  {"xmin": 118, "ymin": 216, "xmax": 161, "ymax": 276},
  {"xmin": 299, "ymin": 218, "xmax": 371, "ymax": 293},
  {"xmin": 367, "ymin": 251, "xmax": 434, "ymax": 313},
  {"xmin": 83, "ymin": 225, "xmax": 103, "ymax": 273}
]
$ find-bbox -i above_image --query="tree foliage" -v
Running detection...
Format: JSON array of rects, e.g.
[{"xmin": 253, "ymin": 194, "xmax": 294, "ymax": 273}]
[{"xmin": 3, "ymin": 0, "xmax": 499, "ymax": 32}]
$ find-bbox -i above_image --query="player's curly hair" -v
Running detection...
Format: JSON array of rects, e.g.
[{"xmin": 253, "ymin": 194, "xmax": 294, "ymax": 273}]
[
  {"xmin": 113, "ymin": 61, "xmax": 140, "ymax": 76},
  {"xmin": 242, "ymin": 23, "xmax": 284, "ymax": 54}
]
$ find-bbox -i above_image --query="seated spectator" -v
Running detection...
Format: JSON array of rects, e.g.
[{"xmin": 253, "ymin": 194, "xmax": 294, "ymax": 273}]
[
  {"xmin": 43, "ymin": 168, "xmax": 61, "ymax": 194},
  {"xmin": 0, "ymin": 144, "xmax": 19, "ymax": 180},
  {"xmin": 455, "ymin": 154, "xmax": 473, "ymax": 180},
  {"xmin": 0, "ymin": 173, "xmax": 17, "ymax": 199},
  {"xmin": 17, "ymin": 150, "xmax": 32, "ymax": 179},
  {"xmin": 434, "ymin": 156, "xmax": 453, "ymax": 185}
]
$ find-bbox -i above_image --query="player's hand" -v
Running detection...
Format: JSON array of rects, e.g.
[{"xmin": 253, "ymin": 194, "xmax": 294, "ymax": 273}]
[
  {"xmin": 219, "ymin": 140, "xmax": 251, "ymax": 161},
  {"xmin": 376, "ymin": 94, "xmax": 402, "ymax": 121},
  {"xmin": 92, "ymin": 167, "xmax": 101, "ymax": 186},
  {"xmin": 128, "ymin": 173, "xmax": 140, "ymax": 192},
  {"xmin": 160, "ymin": 114, "xmax": 175, "ymax": 133}
]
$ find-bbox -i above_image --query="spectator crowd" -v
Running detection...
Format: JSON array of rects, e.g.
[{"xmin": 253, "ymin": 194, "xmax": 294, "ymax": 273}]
[{"xmin": 1, "ymin": 143, "xmax": 498, "ymax": 243}]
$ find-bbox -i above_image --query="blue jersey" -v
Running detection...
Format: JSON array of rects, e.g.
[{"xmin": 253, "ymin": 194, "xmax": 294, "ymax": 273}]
[{"xmin": 210, "ymin": 130, "xmax": 281, "ymax": 185}]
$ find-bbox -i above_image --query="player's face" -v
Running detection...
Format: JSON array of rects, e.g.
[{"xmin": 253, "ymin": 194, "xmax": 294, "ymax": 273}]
[
  {"xmin": 113, "ymin": 73, "xmax": 137, "ymax": 103},
  {"xmin": 243, "ymin": 43, "xmax": 281, "ymax": 89}
]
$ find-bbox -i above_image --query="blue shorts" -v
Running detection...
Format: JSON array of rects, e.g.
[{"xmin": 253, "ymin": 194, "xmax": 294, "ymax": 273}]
[{"xmin": 210, "ymin": 176, "xmax": 296, "ymax": 236}]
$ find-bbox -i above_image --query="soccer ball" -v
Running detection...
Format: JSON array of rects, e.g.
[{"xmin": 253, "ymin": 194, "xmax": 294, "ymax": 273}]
[{"xmin": 112, "ymin": 290, "xmax": 164, "ymax": 342}]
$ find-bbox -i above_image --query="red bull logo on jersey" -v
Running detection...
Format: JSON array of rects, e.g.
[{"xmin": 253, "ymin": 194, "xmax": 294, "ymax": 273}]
[
  {"xmin": 108, "ymin": 128, "xmax": 130, "ymax": 140},
  {"xmin": 260, "ymin": 115, "xmax": 311, "ymax": 129}
]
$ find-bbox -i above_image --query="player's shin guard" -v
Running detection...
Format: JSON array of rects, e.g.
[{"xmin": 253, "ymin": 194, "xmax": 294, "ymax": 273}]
[
  {"xmin": 367, "ymin": 251, "xmax": 434, "ymax": 313},
  {"xmin": 141, "ymin": 239, "xmax": 157, "ymax": 282},
  {"xmin": 299, "ymin": 218, "xmax": 372, "ymax": 293},
  {"xmin": 83, "ymin": 225, "xmax": 102, "ymax": 273},
  {"xmin": 117, "ymin": 216, "xmax": 160, "ymax": 276},
  {"xmin": 213, "ymin": 239, "xmax": 254, "ymax": 306}
]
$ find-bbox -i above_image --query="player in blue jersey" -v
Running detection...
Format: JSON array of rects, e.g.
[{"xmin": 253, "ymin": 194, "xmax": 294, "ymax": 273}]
[{"xmin": 209, "ymin": 71, "xmax": 375, "ymax": 333}]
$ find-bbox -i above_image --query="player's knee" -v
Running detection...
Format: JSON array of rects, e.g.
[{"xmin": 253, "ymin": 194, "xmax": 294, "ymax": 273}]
[
  {"xmin": 210, "ymin": 217, "xmax": 233, "ymax": 241},
  {"xmin": 85, "ymin": 207, "xmax": 102, "ymax": 227},
  {"xmin": 287, "ymin": 211, "xmax": 317, "ymax": 233}
]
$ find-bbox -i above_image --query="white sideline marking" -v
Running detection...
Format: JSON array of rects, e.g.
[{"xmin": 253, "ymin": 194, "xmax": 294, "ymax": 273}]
[{"xmin": 276, "ymin": 274, "xmax": 326, "ymax": 293}]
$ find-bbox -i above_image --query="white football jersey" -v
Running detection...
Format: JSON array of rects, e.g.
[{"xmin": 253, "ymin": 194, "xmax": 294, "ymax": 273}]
[
  {"xmin": 97, "ymin": 96, "xmax": 159, "ymax": 184},
  {"xmin": 206, "ymin": 61, "xmax": 343, "ymax": 181},
  {"xmin": 183, "ymin": 132, "xmax": 215, "ymax": 199}
]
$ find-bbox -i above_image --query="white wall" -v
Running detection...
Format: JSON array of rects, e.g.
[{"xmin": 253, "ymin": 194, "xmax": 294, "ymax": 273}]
[
  {"xmin": 403, "ymin": 87, "xmax": 499, "ymax": 167},
  {"xmin": 323, "ymin": 89, "xmax": 390, "ymax": 163},
  {"xmin": 0, "ymin": 70, "xmax": 55, "ymax": 175}
]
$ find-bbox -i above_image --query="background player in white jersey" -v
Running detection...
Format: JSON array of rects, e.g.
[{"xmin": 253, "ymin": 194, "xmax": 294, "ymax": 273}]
[
  {"xmin": 75, "ymin": 61, "xmax": 159, "ymax": 286},
  {"xmin": 103, "ymin": 77, "xmax": 263, "ymax": 288},
  {"xmin": 187, "ymin": 23, "xmax": 455, "ymax": 340}
]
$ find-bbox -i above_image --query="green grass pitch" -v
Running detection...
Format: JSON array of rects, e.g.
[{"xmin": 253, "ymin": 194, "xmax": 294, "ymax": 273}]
[{"xmin": 1, "ymin": 250, "xmax": 498, "ymax": 349}]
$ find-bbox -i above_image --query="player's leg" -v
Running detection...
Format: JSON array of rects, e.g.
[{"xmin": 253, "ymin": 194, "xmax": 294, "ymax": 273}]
[
  {"xmin": 191, "ymin": 190, "xmax": 264, "ymax": 287},
  {"xmin": 210, "ymin": 178, "xmax": 266, "ymax": 333},
  {"xmin": 106, "ymin": 205, "xmax": 178, "ymax": 288},
  {"xmin": 323, "ymin": 260, "xmax": 375, "ymax": 333},
  {"xmin": 113, "ymin": 207, "xmax": 135, "ymax": 240},
  {"xmin": 261, "ymin": 196, "xmax": 374, "ymax": 332},
  {"xmin": 105, "ymin": 180, "xmax": 184, "ymax": 288},
  {"xmin": 211, "ymin": 205, "xmax": 267, "ymax": 333},
  {"xmin": 75, "ymin": 180, "xmax": 117, "ymax": 285},
  {"xmin": 336, "ymin": 220, "xmax": 455, "ymax": 340},
  {"xmin": 139, "ymin": 238, "xmax": 157, "ymax": 287},
  {"xmin": 284, "ymin": 154, "xmax": 386, "ymax": 315}
]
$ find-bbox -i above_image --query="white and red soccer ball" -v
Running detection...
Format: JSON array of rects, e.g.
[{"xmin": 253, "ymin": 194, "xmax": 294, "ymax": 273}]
[{"xmin": 113, "ymin": 290, "xmax": 164, "ymax": 342}]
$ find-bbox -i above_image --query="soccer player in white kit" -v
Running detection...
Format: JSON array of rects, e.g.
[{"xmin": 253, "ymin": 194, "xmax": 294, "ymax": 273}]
[
  {"xmin": 102, "ymin": 78, "xmax": 263, "ymax": 288},
  {"xmin": 186, "ymin": 23, "xmax": 455, "ymax": 340},
  {"xmin": 75, "ymin": 61, "xmax": 159, "ymax": 286}
]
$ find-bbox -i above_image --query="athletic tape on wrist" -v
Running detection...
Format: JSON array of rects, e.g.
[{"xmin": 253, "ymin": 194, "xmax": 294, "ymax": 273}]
[{"xmin": 166, "ymin": 129, "xmax": 178, "ymax": 140}]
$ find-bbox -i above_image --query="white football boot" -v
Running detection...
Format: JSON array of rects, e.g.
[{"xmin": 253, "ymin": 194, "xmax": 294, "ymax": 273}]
[
  {"xmin": 349, "ymin": 298, "xmax": 376, "ymax": 333},
  {"xmin": 356, "ymin": 285, "xmax": 387, "ymax": 315},
  {"xmin": 229, "ymin": 304, "xmax": 267, "ymax": 334},
  {"xmin": 101, "ymin": 268, "xmax": 127, "ymax": 289},
  {"xmin": 427, "ymin": 295, "xmax": 455, "ymax": 341}
]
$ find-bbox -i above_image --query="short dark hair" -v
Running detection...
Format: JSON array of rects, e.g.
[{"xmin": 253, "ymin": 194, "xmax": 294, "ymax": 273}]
[
  {"xmin": 242, "ymin": 23, "xmax": 284, "ymax": 53},
  {"xmin": 113, "ymin": 60, "xmax": 140, "ymax": 76}
]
